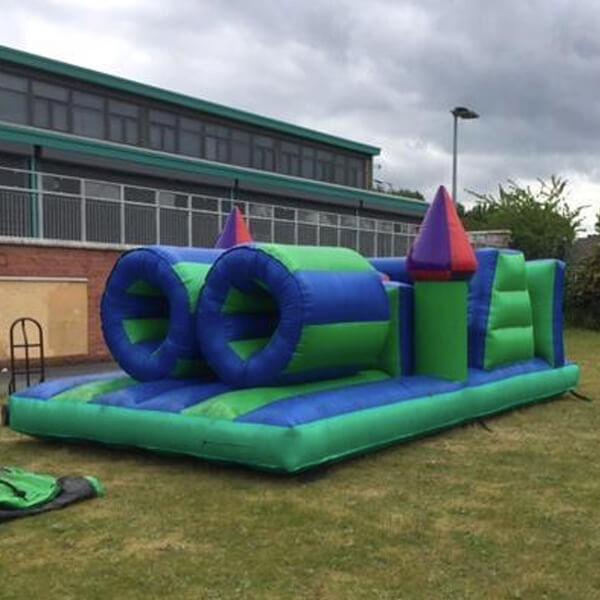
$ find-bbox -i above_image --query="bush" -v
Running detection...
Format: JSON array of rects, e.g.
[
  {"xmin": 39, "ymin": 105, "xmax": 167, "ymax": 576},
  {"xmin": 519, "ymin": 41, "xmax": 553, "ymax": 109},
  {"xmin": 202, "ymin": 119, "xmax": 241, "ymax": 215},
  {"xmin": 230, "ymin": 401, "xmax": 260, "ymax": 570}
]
[
  {"xmin": 566, "ymin": 243, "xmax": 600, "ymax": 329},
  {"xmin": 464, "ymin": 177, "xmax": 584, "ymax": 260}
]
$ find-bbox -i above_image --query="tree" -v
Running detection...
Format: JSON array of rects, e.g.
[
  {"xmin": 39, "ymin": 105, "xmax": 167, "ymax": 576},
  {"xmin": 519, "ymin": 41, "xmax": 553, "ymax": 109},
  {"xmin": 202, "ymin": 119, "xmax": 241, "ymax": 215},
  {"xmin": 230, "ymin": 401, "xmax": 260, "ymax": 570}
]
[
  {"xmin": 595, "ymin": 210, "xmax": 600, "ymax": 236},
  {"xmin": 566, "ymin": 243, "xmax": 600, "ymax": 329},
  {"xmin": 462, "ymin": 176, "xmax": 585, "ymax": 260}
]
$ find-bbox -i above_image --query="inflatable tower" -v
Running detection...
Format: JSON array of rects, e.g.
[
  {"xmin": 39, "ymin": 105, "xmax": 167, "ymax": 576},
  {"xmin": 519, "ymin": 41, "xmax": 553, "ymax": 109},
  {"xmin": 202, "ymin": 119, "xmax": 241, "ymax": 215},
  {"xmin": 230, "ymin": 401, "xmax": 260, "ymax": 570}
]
[{"xmin": 407, "ymin": 186, "xmax": 477, "ymax": 381}]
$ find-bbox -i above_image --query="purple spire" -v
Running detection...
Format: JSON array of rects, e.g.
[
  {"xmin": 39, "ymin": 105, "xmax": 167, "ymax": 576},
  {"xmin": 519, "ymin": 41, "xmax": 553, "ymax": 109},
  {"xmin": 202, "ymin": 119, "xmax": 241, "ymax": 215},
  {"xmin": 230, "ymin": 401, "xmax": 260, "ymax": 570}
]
[
  {"xmin": 215, "ymin": 207, "xmax": 253, "ymax": 249},
  {"xmin": 407, "ymin": 185, "xmax": 477, "ymax": 281}
]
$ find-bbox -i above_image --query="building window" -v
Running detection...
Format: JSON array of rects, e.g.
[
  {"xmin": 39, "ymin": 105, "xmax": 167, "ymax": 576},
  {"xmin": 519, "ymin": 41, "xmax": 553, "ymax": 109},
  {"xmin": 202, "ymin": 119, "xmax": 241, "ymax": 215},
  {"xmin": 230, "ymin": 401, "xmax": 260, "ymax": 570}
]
[
  {"xmin": 124, "ymin": 186, "xmax": 156, "ymax": 204},
  {"xmin": 192, "ymin": 195, "xmax": 218, "ymax": 211},
  {"xmin": 149, "ymin": 109, "xmax": 177, "ymax": 153},
  {"xmin": 108, "ymin": 100, "xmax": 139, "ymax": 144},
  {"xmin": 315, "ymin": 150, "xmax": 333, "ymax": 182},
  {"xmin": 204, "ymin": 125, "xmax": 230, "ymax": 162},
  {"xmin": 0, "ymin": 165, "xmax": 27, "ymax": 188},
  {"xmin": 0, "ymin": 67, "xmax": 370, "ymax": 191},
  {"xmin": 41, "ymin": 174, "xmax": 82, "ymax": 241},
  {"xmin": 301, "ymin": 147, "xmax": 315, "ymax": 179},
  {"xmin": 72, "ymin": 91, "xmax": 105, "ymax": 139},
  {"xmin": 348, "ymin": 158, "xmax": 365, "ymax": 188},
  {"xmin": 280, "ymin": 141, "xmax": 300, "ymax": 176},
  {"xmin": 179, "ymin": 117, "xmax": 202, "ymax": 157},
  {"xmin": 84, "ymin": 180, "xmax": 121, "ymax": 243},
  {"xmin": 0, "ymin": 72, "xmax": 28, "ymax": 124},
  {"xmin": 252, "ymin": 136, "xmax": 274, "ymax": 171},
  {"xmin": 298, "ymin": 209, "xmax": 318, "ymax": 224},
  {"xmin": 231, "ymin": 130, "xmax": 250, "ymax": 166},
  {"xmin": 158, "ymin": 190, "xmax": 188, "ymax": 208},
  {"xmin": 84, "ymin": 180, "xmax": 120, "ymax": 200},
  {"xmin": 0, "ymin": 67, "xmax": 371, "ymax": 190},
  {"xmin": 41, "ymin": 174, "xmax": 81, "ymax": 195},
  {"xmin": 334, "ymin": 155, "xmax": 346, "ymax": 184},
  {"xmin": 32, "ymin": 81, "xmax": 69, "ymax": 131}
]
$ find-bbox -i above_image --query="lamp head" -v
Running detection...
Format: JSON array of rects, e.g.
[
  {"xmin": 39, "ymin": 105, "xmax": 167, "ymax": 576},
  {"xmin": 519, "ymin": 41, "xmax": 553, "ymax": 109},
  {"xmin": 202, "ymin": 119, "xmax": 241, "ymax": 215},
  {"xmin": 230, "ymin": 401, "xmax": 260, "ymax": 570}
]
[{"xmin": 452, "ymin": 106, "xmax": 479, "ymax": 120}]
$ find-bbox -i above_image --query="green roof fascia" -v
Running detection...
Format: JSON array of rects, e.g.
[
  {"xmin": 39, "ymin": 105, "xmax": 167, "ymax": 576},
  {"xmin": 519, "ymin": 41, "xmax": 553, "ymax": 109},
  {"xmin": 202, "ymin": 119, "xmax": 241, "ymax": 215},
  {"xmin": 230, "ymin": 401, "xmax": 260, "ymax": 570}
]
[
  {"xmin": 0, "ymin": 122, "xmax": 426, "ymax": 216},
  {"xmin": 0, "ymin": 45, "xmax": 381, "ymax": 157}
]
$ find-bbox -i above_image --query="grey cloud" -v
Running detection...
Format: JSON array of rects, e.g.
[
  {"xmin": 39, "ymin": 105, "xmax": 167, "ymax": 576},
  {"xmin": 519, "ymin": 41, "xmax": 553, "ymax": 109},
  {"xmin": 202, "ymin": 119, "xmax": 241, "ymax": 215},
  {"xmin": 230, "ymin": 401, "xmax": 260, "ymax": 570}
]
[{"xmin": 2, "ymin": 0, "xmax": 600, "ymax": 223}]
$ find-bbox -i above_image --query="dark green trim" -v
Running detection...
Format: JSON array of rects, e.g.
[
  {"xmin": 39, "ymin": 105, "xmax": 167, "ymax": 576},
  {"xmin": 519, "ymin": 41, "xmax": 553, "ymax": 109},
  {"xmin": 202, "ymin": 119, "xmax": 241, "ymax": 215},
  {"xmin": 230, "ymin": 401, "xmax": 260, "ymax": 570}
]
[
  {"xmin": 0, "ymin": 122, "xmax": 426, "ymax": 216},
  {"xmin": 0, "ymin": 44, "xmax": 380, "ymax": 156}
]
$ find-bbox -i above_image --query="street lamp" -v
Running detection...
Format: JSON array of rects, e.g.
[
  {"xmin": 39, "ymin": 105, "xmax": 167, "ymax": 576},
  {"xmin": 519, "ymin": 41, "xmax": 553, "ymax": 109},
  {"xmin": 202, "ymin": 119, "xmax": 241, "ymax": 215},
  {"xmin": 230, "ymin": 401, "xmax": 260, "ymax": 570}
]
[{"xmin": 451, "ymin": 106, "xmax": 479, "ymax": 203}]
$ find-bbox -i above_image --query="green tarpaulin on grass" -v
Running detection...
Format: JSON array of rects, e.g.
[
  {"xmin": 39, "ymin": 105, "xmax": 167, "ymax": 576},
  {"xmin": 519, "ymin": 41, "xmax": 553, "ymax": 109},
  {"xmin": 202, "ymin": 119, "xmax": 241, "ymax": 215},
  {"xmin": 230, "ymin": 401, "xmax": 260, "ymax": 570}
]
[{"xmin": 0, "ymin": 466, "xmax": 104, "ymax": 523}]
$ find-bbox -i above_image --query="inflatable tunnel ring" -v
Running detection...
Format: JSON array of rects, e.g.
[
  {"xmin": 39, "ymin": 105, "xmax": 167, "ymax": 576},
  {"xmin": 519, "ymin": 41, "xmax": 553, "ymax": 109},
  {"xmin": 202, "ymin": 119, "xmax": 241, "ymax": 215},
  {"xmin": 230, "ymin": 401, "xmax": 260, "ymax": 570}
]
[
  {"xmin": 197, "ymin": 244, "xmax": 391, "ymax": 388},
  {"xmin": 101, "ymin": 246, "xmax": 220, "ymax": 381}
]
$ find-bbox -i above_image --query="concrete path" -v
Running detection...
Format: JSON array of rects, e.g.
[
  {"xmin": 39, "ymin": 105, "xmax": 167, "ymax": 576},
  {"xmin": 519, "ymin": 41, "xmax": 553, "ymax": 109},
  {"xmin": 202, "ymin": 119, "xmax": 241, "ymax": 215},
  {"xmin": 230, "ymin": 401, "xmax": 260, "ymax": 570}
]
[
  {"xmin": 1, "ymin": 361, "xmax": 120, "ymax": 395},
  {"xmin": 44, "ymin": 361, "xmax": 120, "ymax": 380}
]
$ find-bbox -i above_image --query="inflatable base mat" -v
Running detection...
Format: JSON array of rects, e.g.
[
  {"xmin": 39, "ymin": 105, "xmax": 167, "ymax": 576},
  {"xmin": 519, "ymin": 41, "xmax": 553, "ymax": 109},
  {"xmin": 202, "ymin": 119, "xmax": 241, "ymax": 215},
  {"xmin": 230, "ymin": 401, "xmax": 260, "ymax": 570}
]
[{"xmin": 8, "ymin": 360, "xmax": 579, "ymax": 473}]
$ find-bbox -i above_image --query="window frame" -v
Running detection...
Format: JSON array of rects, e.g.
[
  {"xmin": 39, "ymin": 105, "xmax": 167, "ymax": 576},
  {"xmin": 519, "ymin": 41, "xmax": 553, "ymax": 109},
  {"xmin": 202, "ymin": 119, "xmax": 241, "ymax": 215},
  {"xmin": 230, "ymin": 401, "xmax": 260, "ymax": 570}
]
[
  {"xmin": 32, "ymin": 80, "xmax": 70, "ymax": 132},
  {"xmin": 72, "ymin": 90, "xmax": 106, "ymax": 139},
  {"xmin": 0, "ymin": 64, "xmax": 374, "ymax": 188},
  {"xmin": 178, "ymin": 116, "xmax": 204, "ymax": 158},
  {"xmin": 252, "ymin": 135, "xmax": 275, "ymax": 171},
  {"xmin": 204, "ymin": 123, "xmax": 231, "ymax": 163},
  {"xmin": 107, "ymin": 98, "xmax": 140, "ymax": 145},
  {"xmin": 0, "ymin": 71, "xmax": 29, "ymax": 125},
  {"xmin": 230, "ymin": 129, "xmax": 251, "ymax": 167},
  {"xmin": 148, "ymin": 109, "xmax": 177, "ymax": 153},
  {"xmin": 280, "ymin": 141, "xmax": 300, "ymax": 176}
]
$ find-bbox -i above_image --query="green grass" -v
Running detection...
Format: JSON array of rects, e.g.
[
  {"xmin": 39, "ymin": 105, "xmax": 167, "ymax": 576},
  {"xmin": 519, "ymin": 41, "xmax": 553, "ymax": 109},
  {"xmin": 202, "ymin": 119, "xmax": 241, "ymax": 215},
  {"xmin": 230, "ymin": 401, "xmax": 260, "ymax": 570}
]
[{"xmin": 1, "ymin": 329, "xmax": 600, "ymax": 599}]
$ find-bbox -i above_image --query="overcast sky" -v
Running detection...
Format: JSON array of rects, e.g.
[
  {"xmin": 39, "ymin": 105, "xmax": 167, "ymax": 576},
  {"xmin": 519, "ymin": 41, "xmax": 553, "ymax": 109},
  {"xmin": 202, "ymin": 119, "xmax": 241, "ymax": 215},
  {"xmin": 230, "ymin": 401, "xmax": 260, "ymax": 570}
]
[{"xmin": 2, "ymin": 0, "xmax": 599, "ymax": 231}]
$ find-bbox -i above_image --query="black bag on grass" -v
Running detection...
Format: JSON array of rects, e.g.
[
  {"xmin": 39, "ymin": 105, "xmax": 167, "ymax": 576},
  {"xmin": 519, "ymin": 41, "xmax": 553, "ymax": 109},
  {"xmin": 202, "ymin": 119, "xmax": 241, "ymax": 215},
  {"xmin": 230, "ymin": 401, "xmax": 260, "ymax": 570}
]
[{"xmin": 0, "ymin": 466, "xmax": 104, "ymax": 523}]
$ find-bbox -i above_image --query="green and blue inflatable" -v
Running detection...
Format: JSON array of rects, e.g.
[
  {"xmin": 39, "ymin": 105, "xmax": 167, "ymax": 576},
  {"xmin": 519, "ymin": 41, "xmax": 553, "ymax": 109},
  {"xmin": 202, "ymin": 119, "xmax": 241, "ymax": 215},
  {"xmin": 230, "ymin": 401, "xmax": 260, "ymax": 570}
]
[{"xmin": 7, "ymin": 188, "xmax": 580, "ymax": 472}]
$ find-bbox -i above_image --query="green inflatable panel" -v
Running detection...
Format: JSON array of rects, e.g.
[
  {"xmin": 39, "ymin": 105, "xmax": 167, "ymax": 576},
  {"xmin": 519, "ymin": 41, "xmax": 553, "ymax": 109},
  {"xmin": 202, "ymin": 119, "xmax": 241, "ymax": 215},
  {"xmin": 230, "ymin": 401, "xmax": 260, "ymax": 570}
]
[
  {"xmin": 526, "ymin": 259, "xmax": 565, "ymax": 367},
  {"xmin": 485, "ymin": 252, "xmax": 535, "ymax": 370},
  {"xmin": 415, "ymin": 282, "xmax": 469, "ymax": 381}
]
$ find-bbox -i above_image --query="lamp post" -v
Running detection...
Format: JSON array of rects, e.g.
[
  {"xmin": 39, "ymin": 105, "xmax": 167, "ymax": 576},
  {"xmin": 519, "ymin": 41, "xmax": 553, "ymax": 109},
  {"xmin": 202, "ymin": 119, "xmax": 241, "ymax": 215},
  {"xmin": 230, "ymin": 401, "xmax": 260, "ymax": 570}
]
[{"xmin": 451, "ymin": 106, "xmax": 479, "ymax": 203}]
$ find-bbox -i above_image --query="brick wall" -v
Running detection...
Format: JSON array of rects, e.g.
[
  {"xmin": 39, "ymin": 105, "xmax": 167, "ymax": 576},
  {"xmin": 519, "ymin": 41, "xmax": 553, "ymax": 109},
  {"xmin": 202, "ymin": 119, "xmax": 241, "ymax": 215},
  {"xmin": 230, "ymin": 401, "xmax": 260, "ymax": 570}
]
[{"xmin": 0, "ymin": 242, "xmax": 122, "ymax": 363}]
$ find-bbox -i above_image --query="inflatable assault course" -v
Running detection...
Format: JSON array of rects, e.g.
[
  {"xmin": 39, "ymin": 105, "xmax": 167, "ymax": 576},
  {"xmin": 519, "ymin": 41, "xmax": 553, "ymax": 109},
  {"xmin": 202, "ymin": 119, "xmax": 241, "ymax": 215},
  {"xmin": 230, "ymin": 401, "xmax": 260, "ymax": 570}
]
[{"xmin": 8, "ymin": 187, "xmax": 580, "ymax": 472}]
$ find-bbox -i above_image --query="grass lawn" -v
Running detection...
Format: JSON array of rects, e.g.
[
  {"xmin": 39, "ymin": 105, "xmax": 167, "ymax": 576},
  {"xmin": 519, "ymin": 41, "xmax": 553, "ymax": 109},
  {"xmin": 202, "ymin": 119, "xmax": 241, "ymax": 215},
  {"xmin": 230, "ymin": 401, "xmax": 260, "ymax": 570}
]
[{"xmin": 1, "ymin": 328, "xmax": 599, "ymax": 599}]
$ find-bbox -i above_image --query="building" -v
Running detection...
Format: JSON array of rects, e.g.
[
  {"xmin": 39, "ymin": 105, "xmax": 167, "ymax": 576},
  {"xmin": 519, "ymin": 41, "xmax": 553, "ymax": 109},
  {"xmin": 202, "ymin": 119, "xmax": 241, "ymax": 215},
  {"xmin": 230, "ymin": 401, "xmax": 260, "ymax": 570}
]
[{"xmin": 0, "ymin": 45, "xmax": 427, "ymax": 365}]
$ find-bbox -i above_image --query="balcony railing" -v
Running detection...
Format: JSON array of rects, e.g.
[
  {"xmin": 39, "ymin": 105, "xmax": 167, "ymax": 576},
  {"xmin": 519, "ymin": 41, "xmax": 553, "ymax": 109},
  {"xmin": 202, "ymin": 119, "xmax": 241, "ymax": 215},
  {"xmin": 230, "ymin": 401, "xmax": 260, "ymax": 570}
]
[
  {"xmin": 0, "ymin": 166, "xmax": 421, "ymax": 256},
  {"xmin": 0, "ymin": 165, "xmax": 510, "ymax": 255}
]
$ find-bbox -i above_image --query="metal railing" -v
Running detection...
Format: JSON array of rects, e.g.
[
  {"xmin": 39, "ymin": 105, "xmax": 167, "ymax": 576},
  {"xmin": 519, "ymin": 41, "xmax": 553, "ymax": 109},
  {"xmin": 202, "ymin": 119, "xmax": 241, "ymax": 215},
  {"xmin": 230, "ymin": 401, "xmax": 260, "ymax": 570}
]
[
  {"xmin": 0, "ymin": 166, "xmax": 420, "ymax": 256},
  {"xmin": 469, "ymin": 230, "xmax": 511, "ymax": 248}
]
